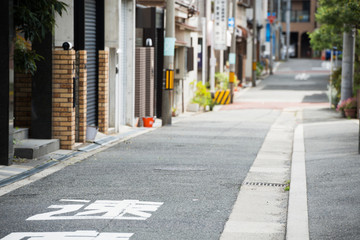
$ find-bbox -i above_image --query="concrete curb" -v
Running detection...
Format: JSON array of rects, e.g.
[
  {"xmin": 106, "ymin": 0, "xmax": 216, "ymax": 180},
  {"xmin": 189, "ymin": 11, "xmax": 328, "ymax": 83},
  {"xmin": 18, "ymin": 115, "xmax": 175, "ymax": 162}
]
[
  {"xmin": 286, "ymin": 123, "xmax": 310, "ymax": 240},
  {"xmin": 220, "ymin": 108, "xmax": 296, "ymax": 239}
]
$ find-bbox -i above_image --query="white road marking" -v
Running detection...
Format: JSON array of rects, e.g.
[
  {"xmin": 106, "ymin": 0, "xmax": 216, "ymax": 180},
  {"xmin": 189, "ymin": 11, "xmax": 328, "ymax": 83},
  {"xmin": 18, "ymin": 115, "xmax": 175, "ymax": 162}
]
[
  {"xmin": 60, "ymin": 199, "xmax": 91, "ymax": 203},
  {"xmin": 27, "ymin": 199, "xmax": 163, "ymax": 221},
  {"xmin": 1, "ymin": 231, "xmax": 133, "ymax": 240},
  {"xmin": 294, "ymin": 73, "xmax": 310, "ymax": 80}
]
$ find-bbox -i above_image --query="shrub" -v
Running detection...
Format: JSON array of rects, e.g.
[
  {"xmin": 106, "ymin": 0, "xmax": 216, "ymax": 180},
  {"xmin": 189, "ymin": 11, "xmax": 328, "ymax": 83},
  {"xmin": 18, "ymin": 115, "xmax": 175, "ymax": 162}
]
[
  {"xmin": 337, "ymin": 97, "xmax": 357, "ymax": 112},
  {"xmin": 190, "ymin": 81, "xmax": 212, "ymax": 110},
  {"xmin": 215, "ymin": 72, "xmax": 229, "ymax": 90}
]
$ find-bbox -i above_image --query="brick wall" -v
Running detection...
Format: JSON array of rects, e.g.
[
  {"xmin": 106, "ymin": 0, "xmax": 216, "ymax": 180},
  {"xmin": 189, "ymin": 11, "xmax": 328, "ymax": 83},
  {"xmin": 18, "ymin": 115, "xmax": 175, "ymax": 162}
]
[
  {"xmin": 77, "ymin": 50, "xmax": 87, "ymax": 142},
  {"xmin": 14, "ymin": 73, "xmax": 32, "ymax": 128},
  {"xmin": 52, "ymin": 50, "xmax": 76, "ymax": 150},
  {"xmin": 98, "ymin": 50, "xmax": 109, "ymax": 134}
]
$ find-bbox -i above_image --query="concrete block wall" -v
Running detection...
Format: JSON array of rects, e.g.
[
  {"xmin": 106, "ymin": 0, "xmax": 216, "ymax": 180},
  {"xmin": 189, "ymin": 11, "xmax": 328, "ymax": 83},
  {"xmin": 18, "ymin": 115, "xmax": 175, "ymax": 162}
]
[
  {"xmin": 98, "ymin": 50, "xmax": 109, "ymax": 134},
  {"xmin": 52, "ymin": 50, "xmax": 76, "ymax": 150}
]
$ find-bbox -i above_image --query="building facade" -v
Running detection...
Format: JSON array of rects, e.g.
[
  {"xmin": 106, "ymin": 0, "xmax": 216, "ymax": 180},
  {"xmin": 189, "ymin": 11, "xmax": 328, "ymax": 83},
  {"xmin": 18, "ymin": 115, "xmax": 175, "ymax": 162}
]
[
  {"xmin": 11, "ymin": 0, "xmax": 138, "ymax": 152},
  {"xmin": 281, "ymin": 0, "xmax": 317, "ymax": 58}
]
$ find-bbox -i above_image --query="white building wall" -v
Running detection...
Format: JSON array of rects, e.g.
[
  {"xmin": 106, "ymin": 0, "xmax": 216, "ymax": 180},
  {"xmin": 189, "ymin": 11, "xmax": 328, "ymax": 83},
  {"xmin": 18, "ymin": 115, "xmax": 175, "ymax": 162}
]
[
  {"xmin": 54, "ymin": 0, "xmax": 74, "ymax": 48},
  {"xmin": 104, "ymin": 0, "xmax": 136, "ymax": 130},
  {"xmin": 105, "ymin": 0, "xmax": 120, "ymax": 49},
  {"xmin": 124, "ymin": 0, "xmax": 136, "ymax": 127},
  {"xmin": 105, "ymin": 0, "xmax": 121, "ymax": 132},
  {"xmin": 173, "ymin": 7, "xmax": 200, "ymax": 113},
  {"xmin": 184, "ymin": 32, "xmax": 199, "ymax": 110}
]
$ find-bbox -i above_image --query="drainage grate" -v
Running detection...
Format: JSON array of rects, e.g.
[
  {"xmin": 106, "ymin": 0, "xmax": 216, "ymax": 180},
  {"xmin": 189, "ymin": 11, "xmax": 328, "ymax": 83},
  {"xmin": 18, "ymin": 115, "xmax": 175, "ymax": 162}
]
[{"xmin": 242, "ymin": 182, "xmax": 287, "ymax": 188}]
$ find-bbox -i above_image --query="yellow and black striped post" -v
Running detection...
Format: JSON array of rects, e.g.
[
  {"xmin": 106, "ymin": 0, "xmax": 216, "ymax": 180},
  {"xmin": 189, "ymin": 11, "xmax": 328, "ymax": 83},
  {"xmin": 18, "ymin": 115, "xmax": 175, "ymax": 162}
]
[
  {"xmin": 165, "ymin": 69, "xmax": 174, "ymax": 90},
  {"xmin": 214, "ymin": 89, "xmax": 231, "ymax": 105}
]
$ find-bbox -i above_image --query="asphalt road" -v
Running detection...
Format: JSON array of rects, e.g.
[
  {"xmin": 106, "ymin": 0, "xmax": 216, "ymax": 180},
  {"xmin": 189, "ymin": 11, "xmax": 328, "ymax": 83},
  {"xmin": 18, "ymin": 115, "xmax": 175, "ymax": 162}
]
[
  {"xmin": 0, "ymin": 59, "xmax": 337, "ymax": 240},
  {"xmin": 0, "ymin": 109, "xmax": 279, "ymax": 240}
]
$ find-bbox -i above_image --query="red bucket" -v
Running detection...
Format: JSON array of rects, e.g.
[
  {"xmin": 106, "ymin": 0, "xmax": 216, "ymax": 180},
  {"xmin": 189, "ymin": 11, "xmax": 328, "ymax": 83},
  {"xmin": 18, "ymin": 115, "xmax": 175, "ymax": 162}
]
[{"xmin": 142, "ymin": 117, "xmax": 154, "ymax": 127}]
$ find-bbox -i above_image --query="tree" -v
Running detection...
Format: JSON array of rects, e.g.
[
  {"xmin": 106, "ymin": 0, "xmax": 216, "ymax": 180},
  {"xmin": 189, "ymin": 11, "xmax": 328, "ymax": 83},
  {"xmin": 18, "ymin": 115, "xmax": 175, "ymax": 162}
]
[
  {"xmin": 309, "ymin": 25, "xmax": 343, "ymax": 51},
  {"xmin": 14, "ymin": 0, "xmax": 67, "ymax": 74},
  {"xmin": 310, "ymin": 0, "xmax": 360, "ymax": 101},
  {"xmin": 310, "ymin": 0, "xmax": 360, "ymax": 51}
]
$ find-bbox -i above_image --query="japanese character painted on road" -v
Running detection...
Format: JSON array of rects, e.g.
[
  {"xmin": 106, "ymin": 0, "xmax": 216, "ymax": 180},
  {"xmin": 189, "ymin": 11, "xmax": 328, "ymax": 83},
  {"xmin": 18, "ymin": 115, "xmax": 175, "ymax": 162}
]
[{"xmin": 26, "ymin": 199, "xmax": 164, "ymax": 221}]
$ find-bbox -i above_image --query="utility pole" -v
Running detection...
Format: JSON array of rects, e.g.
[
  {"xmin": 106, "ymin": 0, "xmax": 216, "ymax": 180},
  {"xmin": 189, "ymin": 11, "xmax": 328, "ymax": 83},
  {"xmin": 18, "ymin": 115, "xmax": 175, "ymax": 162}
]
[
  {"xmin": 229, "ymin": 0, "xmax": 237, "ymax": 101},
  {"xmin": 201, "ymin": 13, "xmax": 207, "ymax": 85},
  {"xmin": 330, "ymin": 47, "xmax": 334, "ymax": 108},
  {"xmin": 285, "ymin": 0, "xmax": 290, "ymax": 60},
  {"xmin": 210, "ymin": 20, "xmax": 216, "ymax": 94},
  {"xmin": 357, "ymin": 89, "xmax": 360, "ymax": 154},
  {"xmin": 275, "ymin": 0, "xmax": 281, "ymax": 61},
  {"xmin": 251, "ymin": 0, "xmax": 257, "ymax": 87},
  {"xmin": 269, "ymin": 0, "xmax": 273, "ymax": 75},
  {"xmin": 340, "ymin": 27, "xmax": 356, "ymax": 102},
  {"xmin": 162, "ymin": 0, "xmax": 175, "ymax": 126}
]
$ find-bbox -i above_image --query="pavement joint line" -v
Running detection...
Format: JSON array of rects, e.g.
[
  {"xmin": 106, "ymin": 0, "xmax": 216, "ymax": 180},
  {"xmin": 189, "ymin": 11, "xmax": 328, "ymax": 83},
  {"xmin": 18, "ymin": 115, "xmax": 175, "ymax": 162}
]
[{"xmin": 286, "ymin": 122, "xmax": 310, "ymax": 240}]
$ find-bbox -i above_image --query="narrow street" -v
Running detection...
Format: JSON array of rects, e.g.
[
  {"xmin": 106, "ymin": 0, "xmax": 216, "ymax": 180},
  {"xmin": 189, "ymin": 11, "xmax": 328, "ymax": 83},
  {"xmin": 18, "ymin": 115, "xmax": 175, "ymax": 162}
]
[{"xmin": 0, "ymin": 59, "xmax": 359, "ymax": 240}]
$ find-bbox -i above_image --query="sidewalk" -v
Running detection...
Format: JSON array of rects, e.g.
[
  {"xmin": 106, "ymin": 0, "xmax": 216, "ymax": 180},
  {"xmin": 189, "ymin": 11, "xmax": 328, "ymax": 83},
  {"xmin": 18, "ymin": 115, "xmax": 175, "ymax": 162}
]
[
  {"xmin": 219, "ymin": 105, "xmax": 359, "ymax": 240},
  {"xmin": 300, "ymin": 107, "xmax": 360, "ymax": 239}
]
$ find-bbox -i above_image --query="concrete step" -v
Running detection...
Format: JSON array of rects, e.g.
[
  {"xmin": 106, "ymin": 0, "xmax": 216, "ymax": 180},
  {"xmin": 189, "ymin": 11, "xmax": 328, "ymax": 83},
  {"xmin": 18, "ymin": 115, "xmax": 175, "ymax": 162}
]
[
  {"xmin": 13, "ymin": 128, "xmax": 29, "ymax": 142},
  {"xmin": 14, "ymin": 139, "xmax": 60, "ymax": 159}
]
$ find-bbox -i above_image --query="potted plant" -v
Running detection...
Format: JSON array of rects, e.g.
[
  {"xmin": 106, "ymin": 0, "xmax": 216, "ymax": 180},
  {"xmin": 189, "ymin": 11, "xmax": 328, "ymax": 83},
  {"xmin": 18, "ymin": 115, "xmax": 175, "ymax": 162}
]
[
  {"xmin": 171, "ymin": 107, "xmax": 179, "ymax": 117},
  {"xmin": 337, "ymin": 97, "xmax": 358, "ymax": 118}
]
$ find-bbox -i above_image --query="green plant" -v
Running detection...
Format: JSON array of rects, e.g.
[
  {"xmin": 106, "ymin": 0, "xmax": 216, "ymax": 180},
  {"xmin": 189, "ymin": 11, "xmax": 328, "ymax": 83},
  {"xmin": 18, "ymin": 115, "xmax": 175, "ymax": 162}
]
[
  {"xmin": 14, "ymin": 0, "xmax": 68, "ymax": 74},
  {"xmin": 331, "ymin": 67, "xmax": 342, "ymax": 104},
  {"xmin": 171, "ymin": 107, "xmax": 178, "ymax": 116},
  {"xmin": 256, "ymin": 62, "xmax": 264, "ymax": 77},
  {"xmin": 215, "ymin": 72, "xmax": 229, "ymax": 90},
  {"xmin": 284, "ymin": 180, "xmax": 290, "ymax": 191},
  {"xmin": 14, "ymin": 34, "xmax": 44, "ymax": 75},
  {"xmin": 190, "ymin": 81, "xmax": 212, "ymax": 110}
]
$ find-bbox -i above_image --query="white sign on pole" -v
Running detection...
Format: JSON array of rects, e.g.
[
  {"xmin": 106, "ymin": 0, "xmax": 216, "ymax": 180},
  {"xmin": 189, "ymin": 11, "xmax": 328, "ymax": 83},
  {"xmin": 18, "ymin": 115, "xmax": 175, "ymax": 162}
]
[
  {"xmin": 228, "ymin": 17, "xmax": 234, "ymax": 33},
  {"xmin": 214, "ymin": 0, "xmax": 227, "ymax": 50}
]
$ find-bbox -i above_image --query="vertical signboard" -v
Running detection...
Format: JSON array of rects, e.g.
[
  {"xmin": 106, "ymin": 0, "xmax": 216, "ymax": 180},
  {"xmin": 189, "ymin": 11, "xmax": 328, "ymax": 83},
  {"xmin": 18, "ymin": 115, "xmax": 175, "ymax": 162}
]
[{"xmin": 214, "ymin": 0, "xmax": 227, "ymax": 50}]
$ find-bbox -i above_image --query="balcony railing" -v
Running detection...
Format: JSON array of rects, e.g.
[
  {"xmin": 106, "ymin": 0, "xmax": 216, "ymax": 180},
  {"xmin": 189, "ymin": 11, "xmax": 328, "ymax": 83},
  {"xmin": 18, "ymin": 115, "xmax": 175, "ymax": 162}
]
[{"xmin": 282, "ymin": 10, "xmax": 310, "ymax": 22}]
